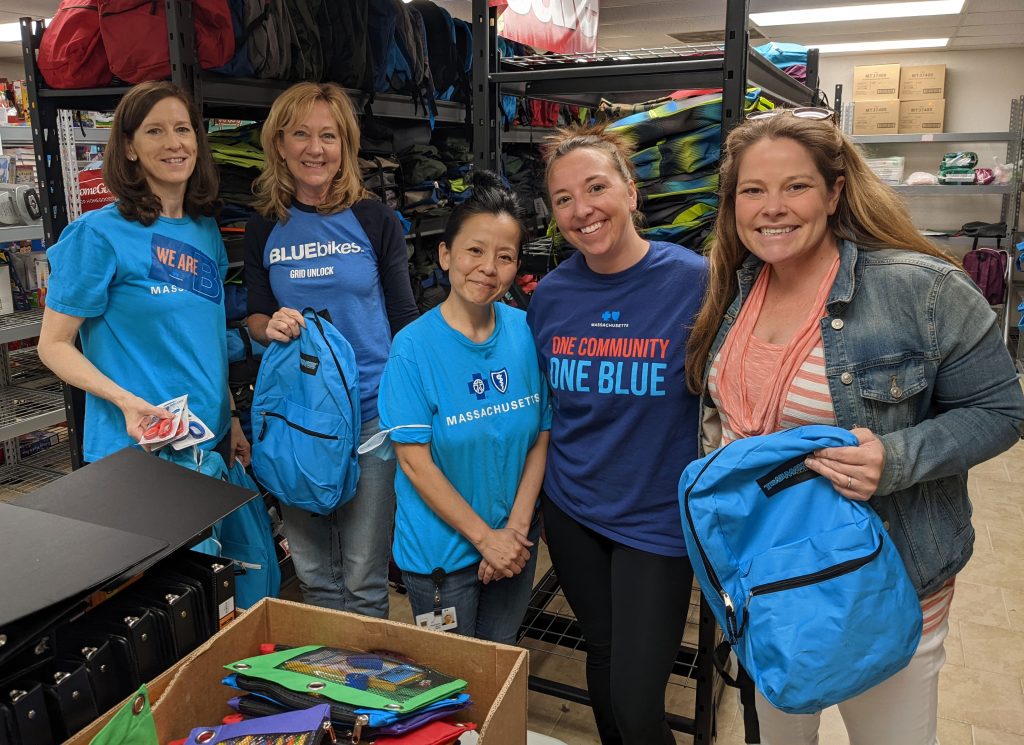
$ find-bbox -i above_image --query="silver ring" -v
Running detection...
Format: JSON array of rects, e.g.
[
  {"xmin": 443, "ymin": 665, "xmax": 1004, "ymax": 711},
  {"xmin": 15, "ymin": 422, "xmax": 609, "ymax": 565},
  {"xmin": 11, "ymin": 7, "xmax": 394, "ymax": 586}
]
[{"xmin": 847, "ymin": 475, "xmax": 853, "ymax": 489}]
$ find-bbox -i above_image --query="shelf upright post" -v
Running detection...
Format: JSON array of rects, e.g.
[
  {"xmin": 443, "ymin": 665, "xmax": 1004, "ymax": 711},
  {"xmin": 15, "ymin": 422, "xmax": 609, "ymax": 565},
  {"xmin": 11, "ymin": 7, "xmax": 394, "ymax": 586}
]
[
  {"xmin": 722, "ymin": 0, "xmax": 750, "ymax": 139},
  {"xmin": 166, "ymin": 0, "xmax": 202, "ymax": 105},
  {"xmin": 21, "ymin": 18, "xmax": 68, "ymax": 249},
  {"xmin": 806, "ymin": 48, "xmax": 820, "ymax": 104},
  {"xmin": 472, "ymin": 0, "xmax": 499, "ymax": 172}
]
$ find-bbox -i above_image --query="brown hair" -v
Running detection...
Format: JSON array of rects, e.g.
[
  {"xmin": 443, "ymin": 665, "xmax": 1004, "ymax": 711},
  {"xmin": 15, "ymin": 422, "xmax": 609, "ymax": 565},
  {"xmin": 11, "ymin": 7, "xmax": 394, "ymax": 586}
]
[
  {"xmin": 685, "ymin": 113, "xmax": 958, "ymax": 394},
  {"xmin": 253, "ymin": 82, "xmax": 370, "ymax": 221},
  {"xmin": 543, "ymin": 121, "xmax": 645, "ymax": 228},
  {"xmin": 103, "ymin": 81, "xmax": 220, "ymax": 226}
]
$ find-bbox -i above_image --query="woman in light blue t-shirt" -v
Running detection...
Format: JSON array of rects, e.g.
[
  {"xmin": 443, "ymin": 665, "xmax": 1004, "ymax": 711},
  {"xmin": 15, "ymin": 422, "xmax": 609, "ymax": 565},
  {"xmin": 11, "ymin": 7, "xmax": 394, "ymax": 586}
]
[
  {"xmin": 39, "ymin": 81, "xmax": 248, "ymax": 467},
  {"xmin": 376, "ymin": 171, "xmax": 551, "ymax": 645}
]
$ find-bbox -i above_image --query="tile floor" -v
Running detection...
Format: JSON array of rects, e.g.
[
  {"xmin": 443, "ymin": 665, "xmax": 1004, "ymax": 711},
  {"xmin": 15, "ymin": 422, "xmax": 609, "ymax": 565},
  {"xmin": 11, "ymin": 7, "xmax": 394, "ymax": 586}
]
[{"xmin": 289, "ymin": 438, "xmax": 1024, "ymax": 743}]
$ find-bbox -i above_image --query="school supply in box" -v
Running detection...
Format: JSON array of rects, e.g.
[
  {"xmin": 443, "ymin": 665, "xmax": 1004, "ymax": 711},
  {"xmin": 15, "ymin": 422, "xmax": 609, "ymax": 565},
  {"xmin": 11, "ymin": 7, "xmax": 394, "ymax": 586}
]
[
  {"xmin": 224, "ymin": 646, "xmax": 468, "ymax": 715},
  {"xmin": 182, "ymin": 703, "xmax": 333, "ymax": 745},
  {"xmin": 679, "ymin": 425, "xmax": 922, "ymax": 714}
]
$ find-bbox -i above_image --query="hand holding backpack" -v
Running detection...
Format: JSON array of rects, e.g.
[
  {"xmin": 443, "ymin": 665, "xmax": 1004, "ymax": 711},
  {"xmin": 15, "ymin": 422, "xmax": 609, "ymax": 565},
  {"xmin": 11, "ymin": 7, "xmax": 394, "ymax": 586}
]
[
  {"xmin": 679, "ymin": 425, "xmax": 922, "ymax": 714},
  {"xmin": 251, "ymin": 308, "xmax": 360, "ymax": 515}
]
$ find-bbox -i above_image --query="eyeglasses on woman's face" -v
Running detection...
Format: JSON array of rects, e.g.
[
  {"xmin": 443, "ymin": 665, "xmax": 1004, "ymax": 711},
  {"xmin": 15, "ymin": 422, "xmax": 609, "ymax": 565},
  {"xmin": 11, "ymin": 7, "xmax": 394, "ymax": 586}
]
[{"xmin": 746, "ymin": 106, "xmax": 835, "ymax": 122}]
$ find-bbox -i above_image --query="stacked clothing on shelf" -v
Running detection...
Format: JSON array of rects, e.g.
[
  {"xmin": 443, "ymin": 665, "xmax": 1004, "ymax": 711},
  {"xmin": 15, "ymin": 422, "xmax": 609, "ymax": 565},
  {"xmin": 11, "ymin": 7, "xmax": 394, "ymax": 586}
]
[
  {"xmin": 754, "ymin": 42, "xmax": 810, "ymax": 84},
  {"xmin": 546, "ymin": 88, "xmax": 772, "ymax": 254}
]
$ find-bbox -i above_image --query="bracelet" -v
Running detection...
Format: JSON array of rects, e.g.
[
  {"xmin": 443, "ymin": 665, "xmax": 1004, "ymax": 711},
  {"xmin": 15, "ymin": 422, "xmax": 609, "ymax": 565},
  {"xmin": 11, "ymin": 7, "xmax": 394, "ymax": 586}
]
[{"xmin": 230, "ymin": 409, "xmax": 240, "ymax": 419}]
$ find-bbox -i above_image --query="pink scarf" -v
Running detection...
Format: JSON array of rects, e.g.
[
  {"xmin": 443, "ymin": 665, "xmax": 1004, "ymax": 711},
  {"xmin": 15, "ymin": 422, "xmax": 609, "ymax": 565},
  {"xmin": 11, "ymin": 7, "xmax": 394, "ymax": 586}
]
[{"xmin": 715, "ymin": 255, "xmax": 840, "ymax": 438}]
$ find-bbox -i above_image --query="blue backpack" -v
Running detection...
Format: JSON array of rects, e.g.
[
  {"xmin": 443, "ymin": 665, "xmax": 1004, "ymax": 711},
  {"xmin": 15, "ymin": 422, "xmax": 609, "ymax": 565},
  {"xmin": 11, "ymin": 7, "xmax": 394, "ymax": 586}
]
[
  {"xmin": 251, "ymin": 308, "xmax": 360, "ymax": 515},
  {"xmin": 679, "ymin": 425, "xmax": 922, "ymax": 714}
]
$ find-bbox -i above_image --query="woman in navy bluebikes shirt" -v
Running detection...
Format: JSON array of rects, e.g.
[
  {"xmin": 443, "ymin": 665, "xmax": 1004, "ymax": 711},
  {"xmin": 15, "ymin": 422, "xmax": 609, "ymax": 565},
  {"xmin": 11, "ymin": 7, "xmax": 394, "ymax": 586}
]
[
  {"xmin": 244, "ymin": 82, "xmax": 418, "ymax": 618},
  {"xmin": 375, "ymin": 172, "xmax": 550, "ymax": 644}
]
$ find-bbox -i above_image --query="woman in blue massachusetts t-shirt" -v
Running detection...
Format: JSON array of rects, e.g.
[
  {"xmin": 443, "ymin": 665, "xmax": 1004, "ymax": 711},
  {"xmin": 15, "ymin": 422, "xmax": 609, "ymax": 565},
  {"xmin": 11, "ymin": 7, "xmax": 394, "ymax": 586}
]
[
  {"xmin": 376, "ymin": 173, "xmax": 551, "ymax": 645},
  {"xmin": 40, "ymin": 81, "xmax": 248, "ymax": 468},
  {"xmin": 243, "ymin": 82, "xmax": 418, "ymax": 619},
  {"xmin": 527, "ymin": 123, "xmax": 707, "ymax": 745}
]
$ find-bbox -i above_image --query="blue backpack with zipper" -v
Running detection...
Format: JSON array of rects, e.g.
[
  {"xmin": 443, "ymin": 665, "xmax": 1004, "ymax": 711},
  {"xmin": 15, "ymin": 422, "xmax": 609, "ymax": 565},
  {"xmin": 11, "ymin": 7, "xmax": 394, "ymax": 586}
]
[
  {"xmin": 251, "ymin": 308, "xmax": 360, "ymax": 515},
  {"xmin": 679, "ymin": 424, "xmax": 922, "ymax": 714}
]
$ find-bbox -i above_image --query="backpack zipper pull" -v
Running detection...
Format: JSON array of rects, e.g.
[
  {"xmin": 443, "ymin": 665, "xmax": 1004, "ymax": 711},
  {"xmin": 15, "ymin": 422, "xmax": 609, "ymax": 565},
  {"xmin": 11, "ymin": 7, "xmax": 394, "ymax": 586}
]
[
  {"xmin": 258, "ymin": 412, "xmax": 267, "ymax": 441},
  {"xmin": 722, "ymin": 591, "xmax": 739, "ymax": 642}
]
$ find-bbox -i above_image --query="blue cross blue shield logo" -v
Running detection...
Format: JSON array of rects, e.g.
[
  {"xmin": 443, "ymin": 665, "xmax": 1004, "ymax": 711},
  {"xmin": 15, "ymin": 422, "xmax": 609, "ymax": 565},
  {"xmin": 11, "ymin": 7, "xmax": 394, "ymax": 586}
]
[
  {"xmin": 468, "ymin": 373, "xmax": 490, "ymax": 400},
  {"xmin": 490, "ymin": 368, "xmax": 509, "ymax": 394}
]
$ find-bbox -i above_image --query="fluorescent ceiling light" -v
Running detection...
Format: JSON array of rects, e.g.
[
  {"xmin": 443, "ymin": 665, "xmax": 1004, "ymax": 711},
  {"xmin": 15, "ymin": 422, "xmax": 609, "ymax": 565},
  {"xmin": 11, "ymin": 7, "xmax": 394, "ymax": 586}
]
[
  {"xmin": 751, "ymin": 0, "xmax": 964, "ymax": 26},
  {"xmin": 0, "ymin": 19, "xmax": 50, "ymax": 43},
  {"xmin": 810, "ymin": 38, "xmax": 949, "ymax": 53}
]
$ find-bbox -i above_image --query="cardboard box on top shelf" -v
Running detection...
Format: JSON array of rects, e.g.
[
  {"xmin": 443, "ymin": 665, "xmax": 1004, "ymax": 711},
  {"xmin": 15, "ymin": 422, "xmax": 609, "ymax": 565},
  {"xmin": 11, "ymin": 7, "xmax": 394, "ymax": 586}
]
[
  {"xmin": 68, "ymin": 598, "xmax": 529, "ymax": 745},
  {"xmin": 899, "ymin": 64, "xmax": 946, "ymax": 101},
  {"xmin": 852, "ymin": 100, "xmax": 900, "ymax": 135},
  {"xmin": 853, "ymin": 64, "xmax": 901, "ymax": 100},
  {"xmin": 899, "ymin": 99, "xmax": 945, "ymax": 134}
]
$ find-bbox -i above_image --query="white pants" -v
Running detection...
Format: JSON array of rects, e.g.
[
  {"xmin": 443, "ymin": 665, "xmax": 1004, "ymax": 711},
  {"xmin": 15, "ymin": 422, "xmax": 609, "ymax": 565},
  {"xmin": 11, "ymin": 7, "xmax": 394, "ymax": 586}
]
[{"xmin": 754, "ymin": 616, "xmax": 949, "ymax": 745}]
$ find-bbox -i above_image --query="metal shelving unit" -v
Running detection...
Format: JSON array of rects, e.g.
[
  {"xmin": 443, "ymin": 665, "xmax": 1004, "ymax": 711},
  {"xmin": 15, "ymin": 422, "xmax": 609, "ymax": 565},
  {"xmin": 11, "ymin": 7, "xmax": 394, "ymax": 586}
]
[
  {"xmin": 853, "ymin": 99, "xmax": 1024, "ymax": 350},
  {"xmin": 471, "ymin": 0, "xmax": 819, "ymax": 171},
  {"xmin": 0, "ymin": 308, "xmax": 43, "ymax": 346},
  {"xmin": 0, "ymin": 225, "xmax": 43, "ymax": 243}
]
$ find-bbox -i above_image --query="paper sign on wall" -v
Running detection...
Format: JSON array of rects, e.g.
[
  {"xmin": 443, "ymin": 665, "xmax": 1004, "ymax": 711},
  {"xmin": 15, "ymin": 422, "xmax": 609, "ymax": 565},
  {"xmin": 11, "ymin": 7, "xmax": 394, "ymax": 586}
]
[{"xmin": 493, "ymin": 0, "xmax": 599, "ymax": 54}]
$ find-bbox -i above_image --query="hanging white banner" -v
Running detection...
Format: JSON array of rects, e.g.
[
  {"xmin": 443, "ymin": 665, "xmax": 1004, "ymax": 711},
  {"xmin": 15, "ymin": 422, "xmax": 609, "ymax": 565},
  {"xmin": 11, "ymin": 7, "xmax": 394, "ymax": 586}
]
[{"xmin": 494, "ymin": 0, "xmax": 599, "ymax": 54}]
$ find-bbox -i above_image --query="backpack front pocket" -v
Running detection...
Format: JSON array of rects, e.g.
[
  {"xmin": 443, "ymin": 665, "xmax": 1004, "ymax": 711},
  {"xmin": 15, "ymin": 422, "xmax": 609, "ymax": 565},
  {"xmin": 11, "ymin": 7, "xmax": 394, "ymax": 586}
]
[{"xmin": 254, "ymin": 398, "xmax": 356, "ymax": 513}]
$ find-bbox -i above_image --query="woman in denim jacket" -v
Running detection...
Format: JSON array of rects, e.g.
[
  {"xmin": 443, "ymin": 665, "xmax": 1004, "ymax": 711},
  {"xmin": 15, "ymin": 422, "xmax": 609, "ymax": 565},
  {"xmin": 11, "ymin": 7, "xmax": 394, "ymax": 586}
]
[{"xmin": 686, "ymin": 111, "xmax": 1024, "ymax": 744}]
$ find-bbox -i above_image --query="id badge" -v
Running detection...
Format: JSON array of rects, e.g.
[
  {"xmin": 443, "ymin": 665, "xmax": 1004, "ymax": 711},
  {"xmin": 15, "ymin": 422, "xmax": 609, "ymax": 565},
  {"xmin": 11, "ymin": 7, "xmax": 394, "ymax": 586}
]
[{"xmin": 415, "ymin": 607, "xmax": 458, "ymax": 632}]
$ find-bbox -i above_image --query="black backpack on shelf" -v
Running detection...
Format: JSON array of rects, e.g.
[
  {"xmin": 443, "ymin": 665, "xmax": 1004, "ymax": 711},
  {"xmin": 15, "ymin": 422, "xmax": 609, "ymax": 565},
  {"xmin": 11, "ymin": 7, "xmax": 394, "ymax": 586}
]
[
  {"xmin": 283, "ymin": 0, "xmax": 324, "ymax": 81},
  {"xmin": 409, "ymin": 0, "xmax": 463, "ymax": 100},
  {"xmin": 319, "ymin": 0, "xmax": 375, "ymax": 92}
]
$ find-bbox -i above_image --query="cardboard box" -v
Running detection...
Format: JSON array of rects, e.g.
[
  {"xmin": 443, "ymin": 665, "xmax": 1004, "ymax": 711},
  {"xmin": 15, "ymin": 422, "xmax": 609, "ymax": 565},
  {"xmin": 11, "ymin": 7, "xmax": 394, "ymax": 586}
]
[
  {"xmin": 852, "ymin": 100, "xmax": 900, "ymax": 135},
  {"xmin": 853, "ymin": 64, "xmax": 901, "ymax": 100},
  {"xmin": 899, "ymin": 64, "xmax": 945, "ymax": 100},
  {"xmin": 69, "ymin": 598, "xmax": 529, "ymax": 744},
  {"xmin": 899, "ymin": 99, "xmax": 945, "ymax": 133}
]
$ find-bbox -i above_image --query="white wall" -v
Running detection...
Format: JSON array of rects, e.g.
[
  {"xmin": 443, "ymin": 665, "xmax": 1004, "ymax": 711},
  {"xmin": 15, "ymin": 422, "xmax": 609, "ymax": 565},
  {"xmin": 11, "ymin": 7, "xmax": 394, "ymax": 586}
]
[
  {"xmin": 817, "ymin": 48, "xmax": 1024, "ymax": 241},
  {"xmin": 0, "ymin": 60, "xmax": 26, "ymax": 81}
]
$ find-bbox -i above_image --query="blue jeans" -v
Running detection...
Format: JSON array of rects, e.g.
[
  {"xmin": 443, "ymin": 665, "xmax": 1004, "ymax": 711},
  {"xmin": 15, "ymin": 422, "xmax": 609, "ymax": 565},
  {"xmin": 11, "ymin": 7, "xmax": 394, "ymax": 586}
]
[
  {"xmin": 401, "ymin": 515, "xmax": 544, "ymax": 642},
  {"xmin": 401, "ymin": 515, "xmax": 540, "ymax": 645},
  {"xmin": 280, "ymin": 417, "xmax": 396, "ymax": 618}
]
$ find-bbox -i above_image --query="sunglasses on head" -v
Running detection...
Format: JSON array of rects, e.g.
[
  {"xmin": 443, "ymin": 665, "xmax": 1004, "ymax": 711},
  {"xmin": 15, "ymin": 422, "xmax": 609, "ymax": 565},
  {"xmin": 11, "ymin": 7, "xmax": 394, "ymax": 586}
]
[{"xmin": 746, "ymin": 106, "xmax": 835, "ymax": 122}]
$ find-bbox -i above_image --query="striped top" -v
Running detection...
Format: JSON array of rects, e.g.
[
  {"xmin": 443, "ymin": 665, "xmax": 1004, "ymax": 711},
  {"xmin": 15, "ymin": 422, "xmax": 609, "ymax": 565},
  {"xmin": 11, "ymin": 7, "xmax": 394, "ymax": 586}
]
[{"xmin": 708, "ymin": 330, "xmax": 954, "ymax": 635}]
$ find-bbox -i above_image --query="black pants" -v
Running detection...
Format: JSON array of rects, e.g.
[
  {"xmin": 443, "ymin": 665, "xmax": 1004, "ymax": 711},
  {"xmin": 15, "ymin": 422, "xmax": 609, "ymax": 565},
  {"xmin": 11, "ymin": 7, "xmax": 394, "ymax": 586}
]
[{"xmin": 542, "ymin": 497, "xmax": 693, "ymax": 745}]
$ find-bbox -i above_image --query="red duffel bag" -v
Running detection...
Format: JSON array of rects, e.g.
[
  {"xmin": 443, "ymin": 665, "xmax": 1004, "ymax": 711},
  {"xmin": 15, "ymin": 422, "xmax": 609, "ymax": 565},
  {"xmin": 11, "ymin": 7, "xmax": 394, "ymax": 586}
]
[
  {"xmin": 37, "ymin": 0, "xmax": 114, "ymax": 89},
  {"xmin": 98, "ymin": 0, "xmax": 235, "ymax": 84}
]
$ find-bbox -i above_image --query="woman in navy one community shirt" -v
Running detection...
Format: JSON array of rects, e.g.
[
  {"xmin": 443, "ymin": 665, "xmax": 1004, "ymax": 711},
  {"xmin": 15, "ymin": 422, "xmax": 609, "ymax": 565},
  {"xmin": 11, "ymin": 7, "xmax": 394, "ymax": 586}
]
[
  {"xmin": 527, "ymin": 123, "xmax": 707, "ymax": 745},
  {"xmin": 243, "ymin": 82, "xmax": 418, "ymax": 619}
]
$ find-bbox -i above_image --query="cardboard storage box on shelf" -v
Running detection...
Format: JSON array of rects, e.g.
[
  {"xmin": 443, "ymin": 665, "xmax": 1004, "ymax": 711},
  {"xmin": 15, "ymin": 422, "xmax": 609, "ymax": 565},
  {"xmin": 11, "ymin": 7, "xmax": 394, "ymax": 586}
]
[
  {"xmin": 69, "ymin": 598, "xmax": 528, "ymax": 745},
  {"xmin": 0, "ymin": 263, "xmax": 14, "ymax": 316},
  {"xmin": 852, "ymin": 100, "xmax": 900, "ymax": 135},
  {"xmin": 899, "ymin": 64, "xmax": 946, "ymax": 100},
  {"xmin": 899, "ymin": 99, "xmax": 945, "ymax": 133},
  {"xmin": 853, "ymin": 64, "xmax": 901, "ymax": 100}
]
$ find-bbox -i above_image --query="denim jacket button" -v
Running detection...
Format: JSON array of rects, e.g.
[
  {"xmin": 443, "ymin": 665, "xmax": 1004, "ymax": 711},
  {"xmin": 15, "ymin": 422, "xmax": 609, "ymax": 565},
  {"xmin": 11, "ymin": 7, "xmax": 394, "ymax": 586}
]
[
  {"xmin": 840, "ymin": 372, "xmax": 854, "ymax": 385},
  {"xmin": 883, "ymin": 520, "xmax": 890, "ymax": 531},
  {"xmin": 830, "ymin": 318, "xmax": 845, "ymax": 330},
  {"xmin": 891, "ymin": 386, "xmax": 903, "ymax": 398}
]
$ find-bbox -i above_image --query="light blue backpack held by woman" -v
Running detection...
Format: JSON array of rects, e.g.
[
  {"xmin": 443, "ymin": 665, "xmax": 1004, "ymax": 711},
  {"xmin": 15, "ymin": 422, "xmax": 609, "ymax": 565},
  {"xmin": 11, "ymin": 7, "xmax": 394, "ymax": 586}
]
[{"xmin": 679, "ymin": 424, "xmax": 922, "ymax": 714}]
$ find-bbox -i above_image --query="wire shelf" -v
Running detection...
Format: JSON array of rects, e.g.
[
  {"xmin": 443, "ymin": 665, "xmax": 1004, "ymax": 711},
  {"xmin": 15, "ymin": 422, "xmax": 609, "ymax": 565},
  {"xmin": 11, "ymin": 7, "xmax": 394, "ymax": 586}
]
[
  {"xmin": 23, "ymin": 439, "xmax": 72, "ymax": 474},
  {"xmin": 0, "ymin": 386, "xmax": 67, "ymax": 440},
  {"xmin": 517, "ymin": 568, "xmax": 704, "ymax": 690},
  {"xmin": 0, "ymin": 308, "xmax": 43, "ymax": 345},
  {"xmin": 502, "ymin": 45, "xmax": 726, "ymax": 70},
  {"xmin": 0, "ymin": 462, "xmax": 63, "ymax": 501},
  {"xmin": 7, "ymin": 347, "xmax": 60, "ymax": 391}
]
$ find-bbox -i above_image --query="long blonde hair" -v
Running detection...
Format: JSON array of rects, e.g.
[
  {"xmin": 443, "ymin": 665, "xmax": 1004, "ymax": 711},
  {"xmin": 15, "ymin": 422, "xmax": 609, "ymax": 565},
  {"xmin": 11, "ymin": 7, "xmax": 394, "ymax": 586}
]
[
  {"xmin": 685, "ymin": 114, "xmax": 957, "ymax": 394},
  {"xmin": 253, "ymin": 82, "xmax": 370, "ymax": 221}
]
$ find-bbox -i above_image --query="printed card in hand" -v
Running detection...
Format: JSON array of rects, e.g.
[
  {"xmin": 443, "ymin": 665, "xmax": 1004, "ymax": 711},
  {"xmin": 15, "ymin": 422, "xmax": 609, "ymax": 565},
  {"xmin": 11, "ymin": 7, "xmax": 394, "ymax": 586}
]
[
  {"xmin": 138, "ymin": 394, "xmax": 188, "ymax": 448},
  {"xmin": 171, "ymin": 411, "xmax": 215, "ymax": 450}
]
